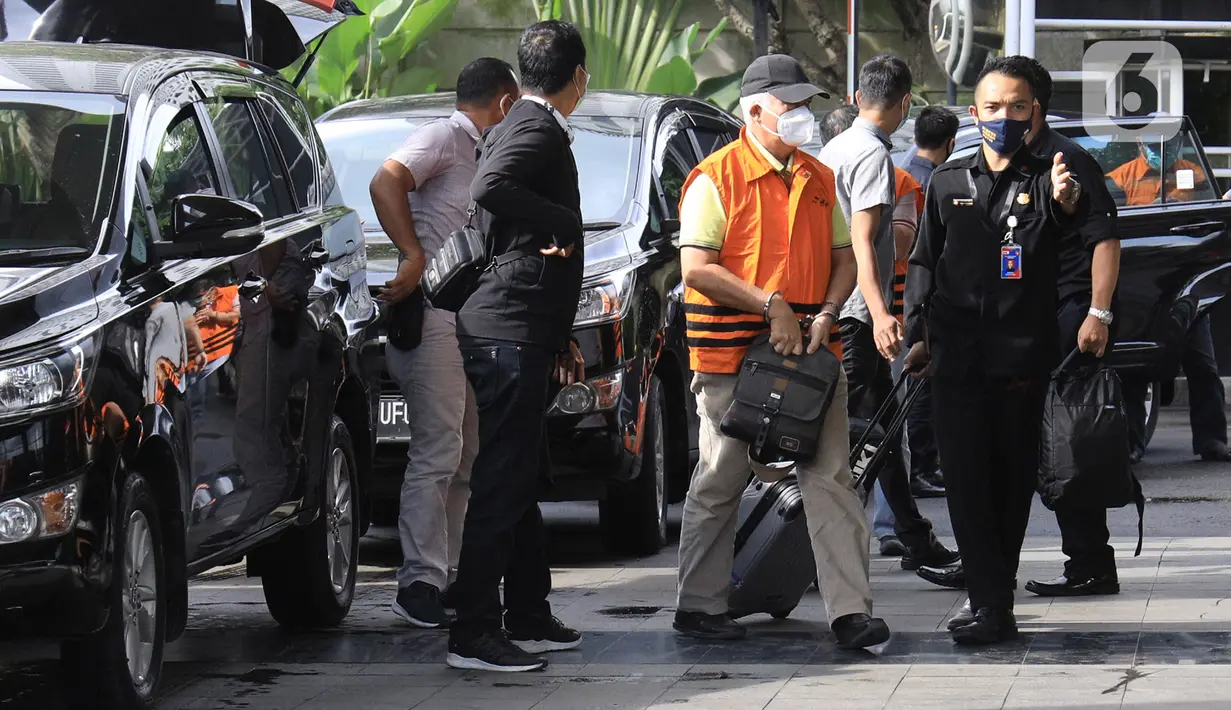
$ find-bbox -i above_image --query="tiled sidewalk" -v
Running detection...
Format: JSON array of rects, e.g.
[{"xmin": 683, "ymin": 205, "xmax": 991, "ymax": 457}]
[{"xmin": 134, "ymin": 535, "xmax": 1231, "ymax": 709}]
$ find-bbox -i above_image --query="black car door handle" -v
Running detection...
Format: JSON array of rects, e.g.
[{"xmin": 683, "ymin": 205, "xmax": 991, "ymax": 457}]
[{"xmin": 1169, "ymin": 221, "xmax": 1226, "ymax": 235}]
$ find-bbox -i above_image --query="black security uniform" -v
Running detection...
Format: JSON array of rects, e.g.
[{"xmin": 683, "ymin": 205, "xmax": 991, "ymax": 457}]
[
  {"xmin": 1030, "ymin": 125, "xmax": 1121, "ymax": 584},
  {"xmin": 904, "ymin": 146, "xmax": 1088, "ymax": 611}
]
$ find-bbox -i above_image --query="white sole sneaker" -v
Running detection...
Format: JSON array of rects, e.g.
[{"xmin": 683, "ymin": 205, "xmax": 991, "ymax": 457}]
[
  {"xmin": 510, "ymin": 637, "xmax": 583, "ymax": 654},
  {"xmin": 391, "ymin": 601, "xmax": 442, "ymax": 629},
  {"xmin": 445, "ymin": 652, "xmax": 546, "ymax": 672}
]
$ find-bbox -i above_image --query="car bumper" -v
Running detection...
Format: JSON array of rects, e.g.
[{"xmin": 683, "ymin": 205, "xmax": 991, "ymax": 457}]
[
  {"xmin": 368, "ymin": 315, "xmax": 648, "ymax": 497},
  {"xmin": 0, "ymin": 556, "xmax": 108, "ymax": 638}
]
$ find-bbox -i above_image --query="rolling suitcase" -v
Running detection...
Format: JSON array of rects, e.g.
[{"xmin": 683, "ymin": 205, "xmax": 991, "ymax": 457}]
[
  {"xmin": 728, "ymin": 475, "xmax": 815, "ymax": 620},
  {"xmin": 727, "ymin": 368, "xmax": 925, "ymax": 620}
]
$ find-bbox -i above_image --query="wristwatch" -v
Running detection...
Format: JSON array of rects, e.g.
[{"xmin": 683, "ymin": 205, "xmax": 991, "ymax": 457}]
[{"xmin": 1088, "ymin": 307, "xmax": 1113, "ymax": 325}]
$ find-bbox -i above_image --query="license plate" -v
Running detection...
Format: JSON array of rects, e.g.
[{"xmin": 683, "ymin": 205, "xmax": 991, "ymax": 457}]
[{"xmin": 378, "ymin": 396, "xmax": 412, "ymax": 441}]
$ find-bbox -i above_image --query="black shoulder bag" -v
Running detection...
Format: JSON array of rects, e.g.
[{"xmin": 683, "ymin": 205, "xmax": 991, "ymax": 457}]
[
  {"xmin": 720, "ymin": 333, "xmax": 843, "ymax": 465},
  {"xmin": 420, "ymin": 204, "xmax": 488, "ymax": 313}
]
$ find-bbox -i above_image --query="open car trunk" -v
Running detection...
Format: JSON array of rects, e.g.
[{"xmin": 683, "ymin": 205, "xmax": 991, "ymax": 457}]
[{"xmin": 0, "ymin": 0, "xmax": 361, "ymax": 71}]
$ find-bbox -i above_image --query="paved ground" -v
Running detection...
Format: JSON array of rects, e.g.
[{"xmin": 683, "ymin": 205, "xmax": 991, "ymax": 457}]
[{"xmin": 2, "ymin": 408, "xmax": 1230, "ymax": 709}]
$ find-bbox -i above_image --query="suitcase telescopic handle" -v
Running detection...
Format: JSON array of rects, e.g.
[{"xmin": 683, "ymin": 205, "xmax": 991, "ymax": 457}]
[{"xmin": 850, "ymin": 369, "xmax": 927, "ymax": 504}]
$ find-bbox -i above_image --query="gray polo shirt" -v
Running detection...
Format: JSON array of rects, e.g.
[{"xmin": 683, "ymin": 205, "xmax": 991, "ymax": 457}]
[
  {"xmin": 818, "ymin": 116, "xmax": 896, "ymax": 326},
  {"xmin": 387, "ymin": 110, "xmax": 480, "ymax": 322}
]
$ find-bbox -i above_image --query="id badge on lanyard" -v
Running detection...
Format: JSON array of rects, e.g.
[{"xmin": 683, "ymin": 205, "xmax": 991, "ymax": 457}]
[{"xmin": 1001, "ymin": 214, "xmax": 1022, "ymax": 280}]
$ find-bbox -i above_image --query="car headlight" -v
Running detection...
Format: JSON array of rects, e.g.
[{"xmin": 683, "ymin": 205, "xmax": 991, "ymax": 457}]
[
  {"xmin": 549, "ymin": 370, "xmax": 624, "ymax": 416},
  {"xmin": 0, "ymin": 478, "xmax": 82, "ymax": 545},
  {"xmin": 574, "ymin": 266, "xmax": 636, "ymax": 327},
  {"xmin": 0, "ymin": 334, "xmax": 96, "ymax": 420}
]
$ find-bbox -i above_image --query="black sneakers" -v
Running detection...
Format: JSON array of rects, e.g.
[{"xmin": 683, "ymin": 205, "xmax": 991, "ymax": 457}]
[
  {"xmin": 505, "ymin": 615, "xmax": 583, "ymax": 654},
  {"xmin": 673, "ymin": 610, "xmax": 747, "ymax": 640},
  {"xmin": 446, "ymin": 631, "xmax": 548, "ymax": 673},
  {"xmin": 392, "ymin": 581, "xmax": 448, "ymax": 629}
]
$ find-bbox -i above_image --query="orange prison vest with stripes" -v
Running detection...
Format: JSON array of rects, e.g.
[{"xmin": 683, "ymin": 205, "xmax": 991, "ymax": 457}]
[
  {"xmin": 890, "ymin": 169, "xmax": 924, "ymax": 325},
  {"xmin": 681, "ymin": 127, "xmax": 842, "ymax": 375}
]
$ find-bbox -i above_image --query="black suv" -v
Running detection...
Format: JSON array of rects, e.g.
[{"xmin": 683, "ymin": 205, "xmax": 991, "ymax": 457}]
[
  {"xmin": 316, "ymin": 91, "xmax": 742, "ymax": 555},
  {"xmin": 0, "ymin": 4, "xmax": 377, "ymax": 708}
]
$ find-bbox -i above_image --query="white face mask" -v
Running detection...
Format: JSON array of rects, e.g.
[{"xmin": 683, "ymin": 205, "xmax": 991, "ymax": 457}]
[{"xmin": 759, "ymin": 104, "xmax": 815, "ymax": 147}]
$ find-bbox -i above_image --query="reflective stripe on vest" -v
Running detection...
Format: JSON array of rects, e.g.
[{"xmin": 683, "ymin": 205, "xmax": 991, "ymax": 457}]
[{"xmin": 680, "ymin": 127, "xmax": 843, "ymax": 374}]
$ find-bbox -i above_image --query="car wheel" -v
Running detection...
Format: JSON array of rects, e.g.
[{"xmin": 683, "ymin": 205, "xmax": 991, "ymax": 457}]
[
  {"xmin": 600, "ymin": 376, "xmax": 668, "ymax": 556},
  {"xmin": 62, "ymin": 471, "xmax": 166, "ymax": 710},
  {"xmin": 262, "ymin": 415, "xmax": 359, "ymax": 628},
  {"xmin": 1142, "ymin": 381, "xmax": 1161, "ymax": 451}
]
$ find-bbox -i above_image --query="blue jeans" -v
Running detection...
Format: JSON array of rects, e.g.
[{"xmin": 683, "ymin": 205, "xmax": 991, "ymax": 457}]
[{"xmin": 873, "ymin": 481, "xmax": 895, "ymax": 539}]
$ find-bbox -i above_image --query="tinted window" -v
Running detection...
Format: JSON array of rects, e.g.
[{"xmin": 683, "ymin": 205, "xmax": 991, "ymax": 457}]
[
  {"xmin": 0, "ymin": 92, "xmax": 125, "ymax": 252},
  {"xmin": 204, "ymin": 99, "xmax": 293, "ymax": 220},
  {"xmin": 1061, "ymin": 123, "xmax": 1218, "ymax": 207},
  {"xmin": 657, "ymin": 129, "xmax": 697, "ymax": 219},
  {"xmin": 691, "ymin": 126, "xmax": 733, "ymax": 158},
  {"xmin": 146, "ymin": 109, "xmax": 219, "ymax": 237},
  {"xmin": 260, "ymin": 94, "xmax": 316, "ymax": 210}
]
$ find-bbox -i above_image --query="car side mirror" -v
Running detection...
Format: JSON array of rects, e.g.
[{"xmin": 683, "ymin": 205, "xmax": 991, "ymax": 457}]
[{"xmin": 153, "ymin": 194, "xmax": 265, "ymax": 260}]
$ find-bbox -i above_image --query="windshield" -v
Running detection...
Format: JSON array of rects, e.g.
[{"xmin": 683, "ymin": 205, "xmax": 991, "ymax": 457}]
[
  {"xmin": 317, "ymin": 113, "xmax": 642, "ymax": 228},
  {"xmin": 0, "ymin": 92, "xmax": 125, "ymax": 257}
]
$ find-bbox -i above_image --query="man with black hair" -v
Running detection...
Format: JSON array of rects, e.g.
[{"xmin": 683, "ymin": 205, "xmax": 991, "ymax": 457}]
[
  {"xmin": 907, "ymin": 106, "xmax": 960, "ymax": 193},
  {"xmin": 820, "ymin": 55, "xmax": 959, "ymax": 574},
  {"xmin": 446, "ymin": 20, "xmax": 589, "ymax": 673},
  {"xmin": 1019, "ymin": 56, "xmax": 1127, "ymax": 600},
  {"xmin": 904, "ymin": 55, "xmax": 1087, "ymax": 644},
  {"xmin": 370, "ymin": 57, "xmax": 520, "ymax": 631}
]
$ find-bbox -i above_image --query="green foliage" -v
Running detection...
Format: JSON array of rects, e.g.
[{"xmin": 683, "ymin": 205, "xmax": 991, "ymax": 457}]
[{"xmin": 286, "ymin": 0, "xmax": 457, "ymax": 117}]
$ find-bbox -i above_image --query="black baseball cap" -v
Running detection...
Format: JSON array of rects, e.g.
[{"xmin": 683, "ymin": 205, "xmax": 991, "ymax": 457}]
[{"xmin": 740, "ymin": 54, "xmax": 830, "ymax": 103}]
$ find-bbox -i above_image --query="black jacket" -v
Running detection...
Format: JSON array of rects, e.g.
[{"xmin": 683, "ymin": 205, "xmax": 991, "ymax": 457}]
[
  {"xmin": 904, "ymin": 145, "xmax": 1088, "ymax": 381},
  {"xmin": 456, "ymin": 99, "xmax": 584, "ymax": 351}
]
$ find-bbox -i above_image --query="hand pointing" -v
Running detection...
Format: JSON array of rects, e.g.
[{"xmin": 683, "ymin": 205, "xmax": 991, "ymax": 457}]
[{"xmin": 1051, "ymin": 151, "xmax": 1076, "ymax": 204}]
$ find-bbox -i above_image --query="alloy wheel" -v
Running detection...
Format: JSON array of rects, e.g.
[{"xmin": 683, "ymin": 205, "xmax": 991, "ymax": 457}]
[
  {"xmin": 122, "ymin": 510, "xmax": 157, "ymax": 687},
  {"xmin": 325, "ymin": 446, "xmax": 354, "ymax": 596}
]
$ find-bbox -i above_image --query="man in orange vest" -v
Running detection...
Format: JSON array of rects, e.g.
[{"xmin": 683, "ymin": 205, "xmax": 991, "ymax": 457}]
[{"xmin": 672, "ymin": 54, "xmax": 890, "ymax": 650}]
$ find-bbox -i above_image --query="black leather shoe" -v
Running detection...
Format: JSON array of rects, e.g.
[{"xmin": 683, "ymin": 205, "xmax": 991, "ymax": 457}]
[
  {"xmin": 902, "ymin": 544, "xmax": 960, "ymax": 571},
  {"xmin": 921, "ymin": 469, "xmax": 945, "ymax": 487},
  {"xmin": 910, "ymin": 477, "xmax": 946, "ymax": 498},
  {"xmin": 831, "ymin": 613, "xmax": 891, "ymax": 650},
  {"xmin": 946, "ymin": 599, "xmax": 975, "ymax": 631},
  {"xmin": 673, "ymin": 611, "xmax": 746, "ymax": 640},
  {"xmin": 1025, "ymin": 573, "xmax": 1120, "ymax": 597},
  {"xmin": 879, "ymin": 536, "xmax": 907, "ymax": 557},
  {"xmin": 1199, "ymin": 443, "xmax": 1231, "ymax": 462},
  {"xmin": 952, "ymin": 607, "xmax": 1017, "ymax": 645},
  {"xmin": 917, "ymin": 564, "xmax": 965, "ymax": 589}
]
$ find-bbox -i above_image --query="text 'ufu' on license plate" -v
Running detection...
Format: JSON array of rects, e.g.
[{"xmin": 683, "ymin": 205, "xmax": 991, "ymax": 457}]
[{"xmin": 378, "ymin": 396, "xmax": 413, "ymax": 441}]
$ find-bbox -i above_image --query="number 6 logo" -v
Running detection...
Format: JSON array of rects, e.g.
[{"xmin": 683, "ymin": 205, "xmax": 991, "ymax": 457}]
[{"xmin": 1082, "ymin": 40, "xmax": 1184, "ymax": 141}]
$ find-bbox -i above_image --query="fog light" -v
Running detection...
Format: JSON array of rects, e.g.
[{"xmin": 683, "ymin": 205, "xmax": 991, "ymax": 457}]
[
  {"xmin": 0, "ymin": 500, "xmax": 38, "ymax": 544},
  {"xmin": 33, "ymin": 481, "xmax": 80, "ymax": 537},
  {"xmin": 555, "ymin": 383, "xmax": 596, "ymax": 415}
]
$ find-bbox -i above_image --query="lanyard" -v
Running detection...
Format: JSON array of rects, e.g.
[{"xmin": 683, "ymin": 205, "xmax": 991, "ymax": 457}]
[{"xmin": 966, "ymin": 170, "xmax": 1021, "ymax": 231}]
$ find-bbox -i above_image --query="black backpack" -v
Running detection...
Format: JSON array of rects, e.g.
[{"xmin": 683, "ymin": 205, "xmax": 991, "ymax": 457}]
[{"xmin": 1039, "ymin": 348, "xmax": 1144, "ymax": 555}]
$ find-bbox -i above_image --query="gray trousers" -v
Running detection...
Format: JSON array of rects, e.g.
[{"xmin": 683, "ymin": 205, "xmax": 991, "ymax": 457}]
[
  {"xmin": 386, "ymin": 306, "xmax": 478, "ymax": 591},
  {"xmin": 677, "ymin": 370, "xmax": 874, "ymax": 624}
]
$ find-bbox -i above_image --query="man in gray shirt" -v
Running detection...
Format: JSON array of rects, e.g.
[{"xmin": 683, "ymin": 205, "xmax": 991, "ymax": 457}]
[
  {"xmin": 369, "ymin": 58, "xmax": 519, "ymax": 629},
  {"xmin": 819, "ymin": 55, "xmax": 957, "ymax": 571}
]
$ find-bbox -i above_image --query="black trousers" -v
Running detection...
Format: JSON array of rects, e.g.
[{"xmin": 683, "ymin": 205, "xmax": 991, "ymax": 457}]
[
  {"xmin": 1053, "ymin": 296, "xmax": 1116, "ymax": 578},
  {"xmin": 933, "ymin": 375, "xmax": 1047, "ymax": 610},
  {"xmin": 840, "ymin": 319, "xmax": 937, "ymax": 553},
  {"xmin": 450, "ymin": 336, "xmax": 555, "ymax": 638},
  {"xmin": 906, "ymin": 378, "xmax": 939, "ymax": 479},
  {"xmin": 1126, "ymin": 314, "xmax": 1227, "ymax": 455}
]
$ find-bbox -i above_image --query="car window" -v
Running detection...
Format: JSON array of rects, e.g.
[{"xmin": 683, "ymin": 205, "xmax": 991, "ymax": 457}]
[
  {"xmin": 259, "ymin": 94, "xmax": 316, "ymax": 210},
  {"xmin": 145, "ymin": 109, "xmax": 220, "ymax": 238},
  {"xmin": 203, "ymin": 98, "xmax": 293, "ymax": 220},
  {"xmin": 1062, "ymin": 125, "xmax": 1218, "ymax": 208},
  {"xmin": 658, "ymin": 129, "xmax": 698, "ymax": 219},
  {"xmin": 691, "ymin": 126, "xmax": 733, "ymax": 158}
]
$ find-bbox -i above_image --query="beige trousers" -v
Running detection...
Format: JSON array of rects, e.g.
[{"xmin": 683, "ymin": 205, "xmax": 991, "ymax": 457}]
[{"xmin": 676, "ymin": 369, "xmax": 873, "ymax": 624}]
